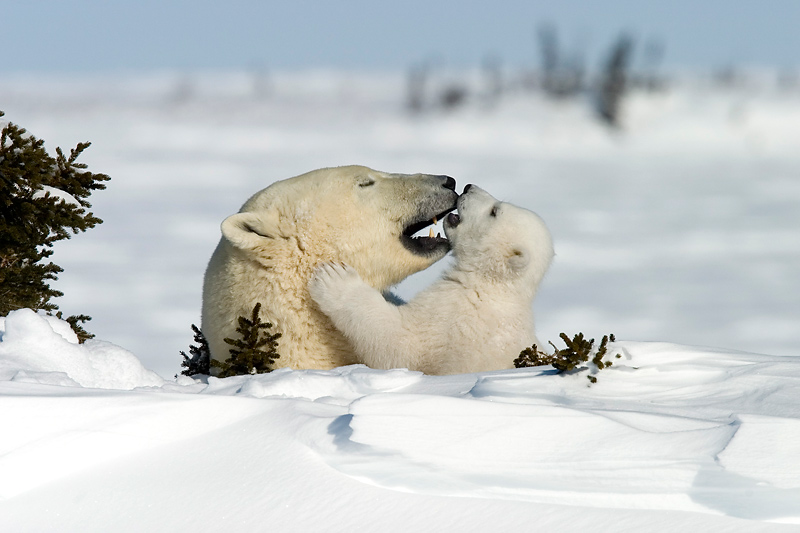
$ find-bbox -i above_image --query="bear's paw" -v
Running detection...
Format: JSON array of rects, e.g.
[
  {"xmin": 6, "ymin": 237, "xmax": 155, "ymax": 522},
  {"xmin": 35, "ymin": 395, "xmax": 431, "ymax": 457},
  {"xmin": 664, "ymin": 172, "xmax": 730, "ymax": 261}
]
[{"xmin": 309, "ymin": 262, "xmax": 366, "ymax": 313}]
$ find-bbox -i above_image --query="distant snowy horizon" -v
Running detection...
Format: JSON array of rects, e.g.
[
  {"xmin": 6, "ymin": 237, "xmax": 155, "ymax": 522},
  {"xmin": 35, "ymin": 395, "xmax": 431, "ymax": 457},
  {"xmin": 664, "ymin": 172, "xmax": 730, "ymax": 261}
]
[{"xmin": 4, "ymin": 68, "xmax": 798, "ymax": 378}]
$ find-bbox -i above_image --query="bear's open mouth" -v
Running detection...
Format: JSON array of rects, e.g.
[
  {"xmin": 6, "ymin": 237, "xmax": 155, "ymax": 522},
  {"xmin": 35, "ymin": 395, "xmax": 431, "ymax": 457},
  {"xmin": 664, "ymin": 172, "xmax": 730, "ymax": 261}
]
[{"xmin": 401, "ymin": 207, "xmax": 455, "ymax": 256}]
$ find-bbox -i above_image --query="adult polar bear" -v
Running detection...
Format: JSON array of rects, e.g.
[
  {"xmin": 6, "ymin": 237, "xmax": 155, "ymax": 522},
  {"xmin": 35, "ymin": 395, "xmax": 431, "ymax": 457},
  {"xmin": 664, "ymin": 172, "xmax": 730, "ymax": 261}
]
[
  {"xmin": 202, "ymin": 165, "xmax": 458, "ymax": 370},
  {"xmin": 310, "ymin": 185, "xmax": 553, "ymax": 374}
]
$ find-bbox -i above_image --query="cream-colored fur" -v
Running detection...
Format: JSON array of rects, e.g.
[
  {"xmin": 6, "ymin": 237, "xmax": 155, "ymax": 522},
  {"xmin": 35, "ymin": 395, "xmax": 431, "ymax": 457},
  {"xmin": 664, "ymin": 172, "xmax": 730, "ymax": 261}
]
[
  {"xmin": 202, "ymin": 165, "xmax": 457, "ymax": 370},
  {"xmin": 309, "ymin": 185, "xmax": 553, "ymax": 374}
]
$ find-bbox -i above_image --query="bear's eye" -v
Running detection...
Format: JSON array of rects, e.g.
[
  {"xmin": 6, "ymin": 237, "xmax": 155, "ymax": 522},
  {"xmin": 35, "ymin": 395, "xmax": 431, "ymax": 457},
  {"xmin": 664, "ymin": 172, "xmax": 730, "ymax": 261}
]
[
  {"xmin": 358, "ymin": 178, "xmax": 376, "ymax": 188},
  {"xmin": 490, "ymin": 205, "xmax": 499, "ymax": 217}
]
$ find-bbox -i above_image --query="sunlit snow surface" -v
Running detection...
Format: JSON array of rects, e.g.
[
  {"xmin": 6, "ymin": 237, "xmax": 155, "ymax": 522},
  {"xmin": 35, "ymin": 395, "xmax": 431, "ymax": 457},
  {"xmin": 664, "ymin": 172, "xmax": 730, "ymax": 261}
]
[
  {"xmin": 1, "ymin": 310, "xmax": 799, "ymax": 531},
  {"xmin": 1, "ymin": 71, "xmax": 799, "ymax": 531}
]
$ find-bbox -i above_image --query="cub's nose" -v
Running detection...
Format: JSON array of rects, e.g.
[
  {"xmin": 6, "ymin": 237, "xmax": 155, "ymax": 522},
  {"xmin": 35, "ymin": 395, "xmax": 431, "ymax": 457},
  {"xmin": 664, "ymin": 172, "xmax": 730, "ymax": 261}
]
[{"xmin": 438, "ymin": 175, "xmax": 456, "ymax": 191}]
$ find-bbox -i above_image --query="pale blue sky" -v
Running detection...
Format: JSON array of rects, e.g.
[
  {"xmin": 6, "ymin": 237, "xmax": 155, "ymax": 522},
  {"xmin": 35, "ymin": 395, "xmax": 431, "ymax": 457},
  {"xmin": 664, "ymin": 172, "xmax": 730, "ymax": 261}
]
[{"xmin": 1, "ymin": 0, "xmax": 798, "ymax": 72}]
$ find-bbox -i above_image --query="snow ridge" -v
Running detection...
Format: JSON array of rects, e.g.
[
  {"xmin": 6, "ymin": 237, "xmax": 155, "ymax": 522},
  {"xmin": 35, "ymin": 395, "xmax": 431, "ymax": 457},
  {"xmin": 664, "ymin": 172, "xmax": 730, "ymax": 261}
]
[{"xmin": 4, "ymin": 311, "xmax": 800, "ymax": 530}]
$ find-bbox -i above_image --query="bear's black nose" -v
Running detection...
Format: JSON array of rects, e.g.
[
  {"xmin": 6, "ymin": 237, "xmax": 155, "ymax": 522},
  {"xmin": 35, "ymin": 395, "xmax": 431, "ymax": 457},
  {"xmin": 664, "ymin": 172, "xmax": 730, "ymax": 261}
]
[
  {"xmin": 463, "ymin": 184, "xmax": 473, "ymax": 194},
  {"xmin": 439, "ymin": 175, "xmax": 456, "ymax": 191}
]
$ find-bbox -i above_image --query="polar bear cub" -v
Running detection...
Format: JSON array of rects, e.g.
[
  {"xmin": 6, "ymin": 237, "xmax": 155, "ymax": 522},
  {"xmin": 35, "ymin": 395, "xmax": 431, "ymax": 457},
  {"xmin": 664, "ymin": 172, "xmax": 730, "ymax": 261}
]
[{"xmin": 309, "ymin": 185, "xmax": 554, "ymax": 375}]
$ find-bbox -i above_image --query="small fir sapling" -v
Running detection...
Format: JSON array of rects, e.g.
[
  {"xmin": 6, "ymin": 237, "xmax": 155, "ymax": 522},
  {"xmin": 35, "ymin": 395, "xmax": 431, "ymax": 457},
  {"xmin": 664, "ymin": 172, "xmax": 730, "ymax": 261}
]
[
  {"xmin": 209, "ymin": 303, "xmax": 281, "ymax": 377},
  {"xmin": 0, "ymin": 111, "xmax": 109, "ymax": 341},
  {"xmin": 514, "ymin": 333, "xmax": 620, "ymax": 383},
  {"xmin": 179, "ymin": 324, "xmax": 211, "ymax": 377}
]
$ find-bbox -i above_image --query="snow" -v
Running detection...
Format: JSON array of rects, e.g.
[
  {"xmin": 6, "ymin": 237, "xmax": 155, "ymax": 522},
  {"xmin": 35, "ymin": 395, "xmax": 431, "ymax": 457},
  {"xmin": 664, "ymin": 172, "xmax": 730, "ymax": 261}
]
[
  {"xmin": 31, "ymin": 185, "xmax": 82, "ymax": 207},
  {"xmin": 0, "ymin": 310, "xmax": 163, "ymax": 389},
  {"xmin": 1, "ymin": 70, "xmax": 800, "ymax": 531},
  {"xmin": 1, "ymin": 310, "xmax": 800, "ymax": 531}
]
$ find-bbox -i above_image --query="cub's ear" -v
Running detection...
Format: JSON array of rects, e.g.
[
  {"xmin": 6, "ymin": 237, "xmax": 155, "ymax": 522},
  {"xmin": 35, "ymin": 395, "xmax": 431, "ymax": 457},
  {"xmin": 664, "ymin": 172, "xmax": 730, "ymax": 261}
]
[
  {"xmin": 221, "ymin": 211, "xmax": 281, "ymax": 249},
  {"xmin": 507, "ymin": 246, "xmax": 530, "ymax": 271}
]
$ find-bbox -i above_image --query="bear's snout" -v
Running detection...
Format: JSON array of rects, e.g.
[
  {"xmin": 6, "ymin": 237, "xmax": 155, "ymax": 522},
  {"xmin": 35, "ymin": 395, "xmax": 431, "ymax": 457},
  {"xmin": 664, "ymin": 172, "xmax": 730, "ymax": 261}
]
[{"xmin": 438, "ymin": 175, "xmax": 457, "ymax": 191}]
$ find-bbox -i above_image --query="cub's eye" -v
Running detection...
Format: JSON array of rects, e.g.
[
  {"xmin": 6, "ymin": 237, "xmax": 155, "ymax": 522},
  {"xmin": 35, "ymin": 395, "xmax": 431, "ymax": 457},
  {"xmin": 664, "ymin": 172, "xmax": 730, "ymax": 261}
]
[
  {"xmin": 490, "ymin": 205, "xmax": 499, "ymax": 217},
  {"xmin": 358, "ymin": 178, "xmax": 376, "ymax": 188}
]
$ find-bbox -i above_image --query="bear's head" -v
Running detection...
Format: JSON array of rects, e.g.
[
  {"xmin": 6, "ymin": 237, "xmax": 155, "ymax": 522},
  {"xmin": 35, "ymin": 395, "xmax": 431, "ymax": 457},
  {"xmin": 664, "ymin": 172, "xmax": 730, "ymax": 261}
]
[
  {"xmin": 444, "ymin": 184, "xmax": 553, "ymax": 295},
  {"xmin": 219, "ymin": 165, "xmax": 458, "ymax": 289}
]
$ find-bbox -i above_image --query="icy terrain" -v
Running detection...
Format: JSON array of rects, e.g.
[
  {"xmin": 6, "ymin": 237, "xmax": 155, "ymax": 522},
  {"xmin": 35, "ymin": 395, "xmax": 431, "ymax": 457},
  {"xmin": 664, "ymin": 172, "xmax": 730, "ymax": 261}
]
[
  {"xmin": 1, "ymin": 70, "xmax": 799, "ymax": 530},
  {"xmin": 1, "ymin": 310, "xmax": 799, "ymax": 531}
]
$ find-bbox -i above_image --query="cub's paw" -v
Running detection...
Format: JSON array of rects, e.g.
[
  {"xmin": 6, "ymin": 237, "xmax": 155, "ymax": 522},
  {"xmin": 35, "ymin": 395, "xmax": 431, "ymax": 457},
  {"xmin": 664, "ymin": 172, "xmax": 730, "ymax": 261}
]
[{"xmin": 309, "ymin": 262, "xmax": 364, "ymax": 312}]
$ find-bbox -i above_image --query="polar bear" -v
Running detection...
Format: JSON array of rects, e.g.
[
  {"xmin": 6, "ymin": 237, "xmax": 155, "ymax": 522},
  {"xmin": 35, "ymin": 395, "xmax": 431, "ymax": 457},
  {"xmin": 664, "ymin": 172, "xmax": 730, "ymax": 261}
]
[
  {"xmin": 309, "ymin": 185, "xmax": 554, "ymax": 374},
  {"xmin": 202, "ymin": 165, "xmax": 458, "ymax": 370}
]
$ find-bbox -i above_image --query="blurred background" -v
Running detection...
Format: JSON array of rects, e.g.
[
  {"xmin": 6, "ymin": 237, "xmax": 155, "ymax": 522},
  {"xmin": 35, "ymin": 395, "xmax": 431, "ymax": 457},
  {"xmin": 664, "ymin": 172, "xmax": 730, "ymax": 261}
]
[{"xmin": 2, "ymin": 0, "xmax": 799, "ymax": 377}]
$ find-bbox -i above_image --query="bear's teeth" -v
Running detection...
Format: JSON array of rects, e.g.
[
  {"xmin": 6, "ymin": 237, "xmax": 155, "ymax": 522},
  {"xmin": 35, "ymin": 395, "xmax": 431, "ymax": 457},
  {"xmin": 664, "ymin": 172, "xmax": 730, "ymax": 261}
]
[
  {"xmin": 433, "ymin": 216, "xmax": 437, "ymax": 225},
  {"xmin": 429, "ymin": 227, "xmax": 435, "ymax": 238}
]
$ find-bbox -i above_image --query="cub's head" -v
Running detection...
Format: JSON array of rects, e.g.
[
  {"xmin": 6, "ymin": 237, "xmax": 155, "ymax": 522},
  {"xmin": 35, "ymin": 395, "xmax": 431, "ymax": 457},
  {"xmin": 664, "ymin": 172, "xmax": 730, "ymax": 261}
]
[
  {"xmin": 219, "ymin": 165, "xmax": 458, "ymax": 289},
  {"xmin": 444, "ymin": 184, "xmax": 553, "ymax": 293}
]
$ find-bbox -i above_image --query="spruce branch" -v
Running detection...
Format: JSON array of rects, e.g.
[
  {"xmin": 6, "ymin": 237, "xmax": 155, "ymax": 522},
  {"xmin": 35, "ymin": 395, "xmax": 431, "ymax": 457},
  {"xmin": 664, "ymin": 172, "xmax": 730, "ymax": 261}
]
[
  {"xmin": 210, "ymin": 303, "xmax": 282, "ymax": 377},
  {"xmin": 52, "ymin": 312, "xmax": 95, "ymax": 343},
  {"xmin": 515, "ymin": 332, "xmax": 620, "ymax": 383},
  {"xmin": 179, "ymin": 324, "xmax": 211, "ymax": 376}
]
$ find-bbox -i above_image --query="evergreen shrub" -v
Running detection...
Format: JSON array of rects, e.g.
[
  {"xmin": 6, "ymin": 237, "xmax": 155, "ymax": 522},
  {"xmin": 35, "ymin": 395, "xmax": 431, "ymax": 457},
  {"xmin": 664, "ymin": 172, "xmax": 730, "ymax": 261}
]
[{"xmin": 0, "ymin": 111, "xmax": 109, "ymax": 341}]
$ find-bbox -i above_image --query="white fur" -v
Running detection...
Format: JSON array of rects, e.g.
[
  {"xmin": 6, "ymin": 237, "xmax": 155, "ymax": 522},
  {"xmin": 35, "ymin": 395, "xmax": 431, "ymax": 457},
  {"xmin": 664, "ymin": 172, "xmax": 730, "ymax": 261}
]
[
  {"xmin": 202, "ymin": 165, "xmax": 457, "ymax": 370},
  {"xmin": 309, "ymin": 185, "xmax": 554, "ymax": 375}
]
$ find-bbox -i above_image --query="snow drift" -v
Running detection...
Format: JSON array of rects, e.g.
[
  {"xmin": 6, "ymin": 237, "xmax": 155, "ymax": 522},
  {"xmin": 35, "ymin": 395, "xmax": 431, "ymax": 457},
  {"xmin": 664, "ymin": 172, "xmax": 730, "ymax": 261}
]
[
  {"xmin": 0, "ymin": 309, "xmax": 163, "ymax": 389},
  {"xmin": 1, "ymin": 310, "xmax": 799, "ymax": 531}
]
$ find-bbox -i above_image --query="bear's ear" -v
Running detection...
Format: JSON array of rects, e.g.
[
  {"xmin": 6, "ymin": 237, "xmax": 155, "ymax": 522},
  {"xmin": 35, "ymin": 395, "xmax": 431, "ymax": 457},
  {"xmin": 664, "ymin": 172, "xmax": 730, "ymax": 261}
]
[
  {"xmin": 507, "ymin": 246, "xmax": 530, "ymax": 271},
  {"xmin": 221, "ymin": 211, "xmax": 281, "ymax": 250}
]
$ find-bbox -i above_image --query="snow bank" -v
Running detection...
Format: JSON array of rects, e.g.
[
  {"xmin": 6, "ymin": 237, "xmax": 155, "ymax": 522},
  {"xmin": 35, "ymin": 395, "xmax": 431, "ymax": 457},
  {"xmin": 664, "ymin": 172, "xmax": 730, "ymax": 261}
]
[
  {"xmin": 0, "ymin": 309, "xmax": 163, "ymax": 389},
  {"xmin": 202, "ymin": 346, "xmax": 800, "ymax": 522},
  {"xmin": 1, "ymin": 315, "xmax": 800, "ymax": 530}
]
